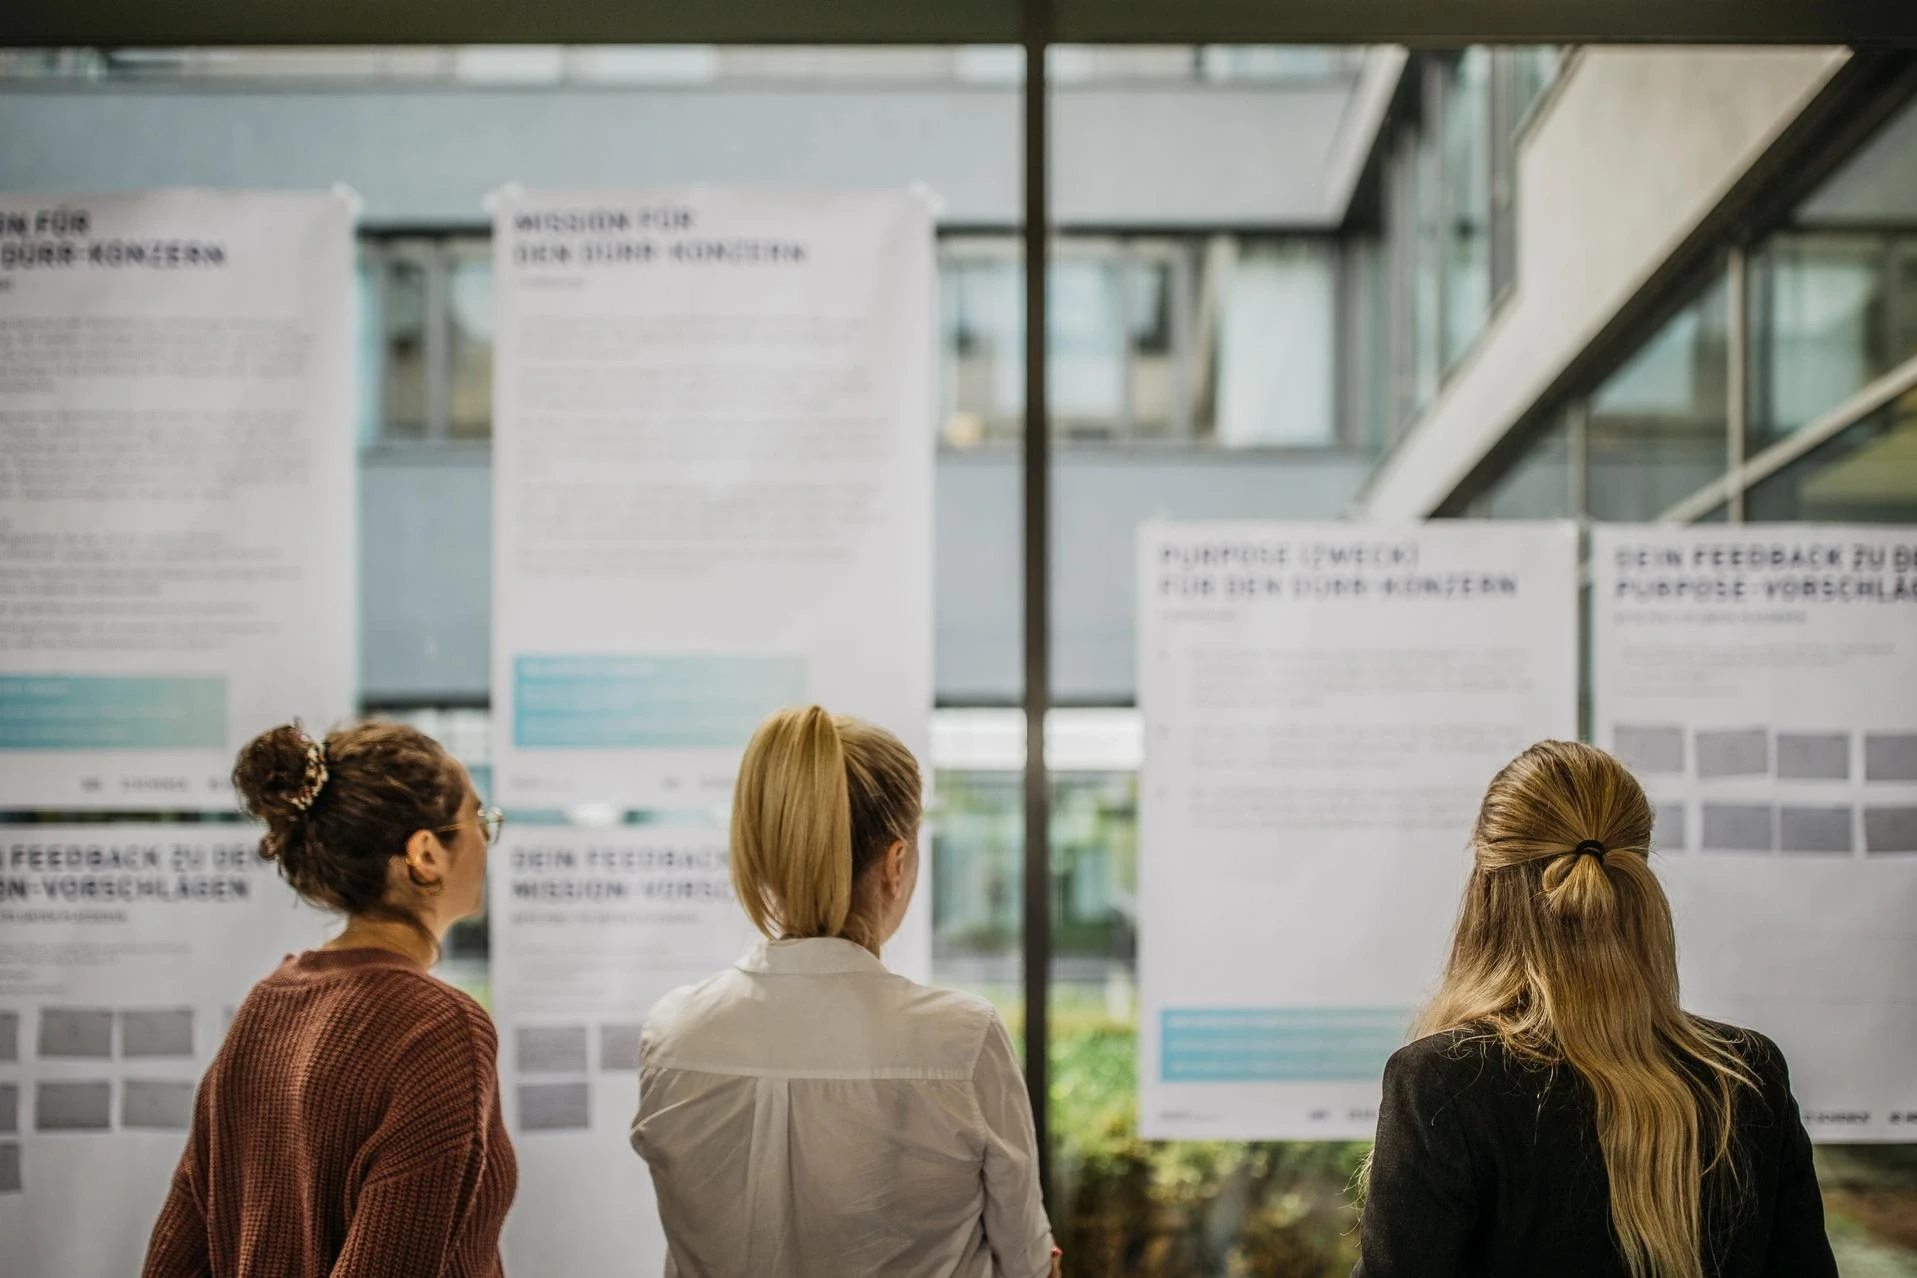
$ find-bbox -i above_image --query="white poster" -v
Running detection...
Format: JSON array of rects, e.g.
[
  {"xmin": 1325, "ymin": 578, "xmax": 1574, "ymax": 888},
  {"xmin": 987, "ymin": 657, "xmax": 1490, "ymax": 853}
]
[
  {"xmin": 1593, "ymin": 525, "xmax": 1917, "ymax": 1141},
  {"xmin": 490, "ymin": 187, "xmax": 933, "ymax": 813},
  {"xmin": 489, "ymin": 824, "xmax": 761, "ymax": 1278},
  {"xmin": 0, "ymin": 192, "xmax": 356, "ymax": 809},
  {"xmin": 0, "ymin": 824, "xmax": 327, "ymax": 1277},
  {"xmin": 1138, "ymin": 521, "xmax": 1579, "ymax": 1140}
]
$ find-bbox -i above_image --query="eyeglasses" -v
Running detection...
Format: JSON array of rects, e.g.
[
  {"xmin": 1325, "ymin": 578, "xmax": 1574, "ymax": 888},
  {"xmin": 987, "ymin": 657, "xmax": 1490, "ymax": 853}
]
[{"xmin": 438, "ymin": 806, "xmax": 505, "ymax": 846}]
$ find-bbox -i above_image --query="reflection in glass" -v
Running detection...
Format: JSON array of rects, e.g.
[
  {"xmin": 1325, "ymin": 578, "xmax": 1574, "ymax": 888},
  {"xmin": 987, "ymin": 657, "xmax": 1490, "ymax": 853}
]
[
  {"xmin": 447, "ymin": 245, "xmax": 494, "ymax": 439},
  {"xmin": 1587, "ymin": 272, "xmax": 1730, "ymax": 520}
]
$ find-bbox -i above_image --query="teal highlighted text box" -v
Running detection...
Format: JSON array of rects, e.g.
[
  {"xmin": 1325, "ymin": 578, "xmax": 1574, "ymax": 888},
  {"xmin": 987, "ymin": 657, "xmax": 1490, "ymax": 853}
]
[
  {"xmin": 1161, "ymin": 1007, "xmax": 1411, "ymax": 1082},
  {"xmin": 0, "ymin": 675, "xmax": 227, "ymax": 749},
  {"xmin": 514, "ymin": 654, "xmax": 806, "ymax": 749}
]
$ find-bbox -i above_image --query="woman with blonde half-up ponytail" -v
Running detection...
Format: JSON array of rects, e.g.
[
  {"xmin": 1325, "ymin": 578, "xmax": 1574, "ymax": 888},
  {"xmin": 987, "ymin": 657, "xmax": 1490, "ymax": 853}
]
[
  {"xmin": 632, "ymin": 706, "xmax": 1060, "ymax": 1278},
  {"xmin": 1355, "ymin": 740, "xmax": 1834, "ymax": 1278}
]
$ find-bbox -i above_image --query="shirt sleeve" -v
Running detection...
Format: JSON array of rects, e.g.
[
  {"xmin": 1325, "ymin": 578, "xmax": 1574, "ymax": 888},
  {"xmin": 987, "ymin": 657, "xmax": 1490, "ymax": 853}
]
[
  {"xmin": 1353, "ymin": 1042, "xmax": 1483, "ymax": 1277},
  {"xmin": 972, "ymin": 1011, "xmax": 1056, "ymax": 1278},
  {"xmin": 330, "ymin": 1003, "xmax": 507, "ymax": 1278},
  {"xmin": 142, "ymin": 1095, "xmax": 212, "ymax": 1278},
  {"xmin": 1756, "ymin": 1045, "xmax": 1837, "ymax": 1278}
]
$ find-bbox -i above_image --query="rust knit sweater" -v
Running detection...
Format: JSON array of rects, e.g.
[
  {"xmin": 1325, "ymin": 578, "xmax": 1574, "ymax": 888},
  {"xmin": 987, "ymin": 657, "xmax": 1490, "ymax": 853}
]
[{"xmin": 143, "ymin": 947, "xmax": 517, "ymax": 1278}]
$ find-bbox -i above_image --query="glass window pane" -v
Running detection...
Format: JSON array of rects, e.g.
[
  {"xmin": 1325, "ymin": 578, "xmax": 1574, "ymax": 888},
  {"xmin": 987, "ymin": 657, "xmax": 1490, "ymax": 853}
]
[
  {"xmin": 355, "ymin": 252, "xmax": 383, "ymax": 446},
  {"xmin": 1440, "ymin": 49, "xmax": 1492, "ymax": 369},
  {"xmin": 1748, "ymin": 233, "xmax": 1913, "ymax": 451},
  {"xmin": 1411, "ymin": 120, "xmax": 1443, "ymax": 411},
  {"xmin": 940, "ymin": 242, "xmax": 1023, "ymax": 449},
  {"xmin": 380, "ymin": 247, "xmax": 431, "ymax": 440},
  {"xmin": 446, "ymin": 241, "xmax": 494, "ymax": 440},
  {"xmin": 1207, "ymin": 240, "xmax": 1336, "ymax": 448},
  {"xmin": 1746, "ymin": 393, "xmax": 1917, "ymax": 522},
  {"xmin": 1587, "ymin": 272, "xmax": 1730, "ymax": 520}
]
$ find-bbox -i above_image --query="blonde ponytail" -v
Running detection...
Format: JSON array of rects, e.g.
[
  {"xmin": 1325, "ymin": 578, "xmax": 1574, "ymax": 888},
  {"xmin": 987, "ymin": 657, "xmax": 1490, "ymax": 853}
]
[
  {"xmin": 1411, "ymin": 740, "xmax": 1757, "ymax": 1278},
  {"xmin": 730, "ymin": 706, "xmax": 924, "ymax": 949},
  {"xmin": 731, "ymin": 706, "xmax": 854, "ymax": 940}
]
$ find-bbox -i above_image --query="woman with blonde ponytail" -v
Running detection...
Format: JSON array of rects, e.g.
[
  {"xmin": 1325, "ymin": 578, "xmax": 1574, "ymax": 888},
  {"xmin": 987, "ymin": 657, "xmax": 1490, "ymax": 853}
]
[
  {"xmin": 1355, "ymin": 740, "xmax": 1834, "ymax": 1278},
  {"xmin": 631, "ymin": 706, "xmax": 1058, "ymax": 1278}
]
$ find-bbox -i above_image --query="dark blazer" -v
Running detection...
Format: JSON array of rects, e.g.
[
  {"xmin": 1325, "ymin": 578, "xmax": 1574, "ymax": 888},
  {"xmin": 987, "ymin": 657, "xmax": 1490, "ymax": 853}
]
[{"xmin": 1354, "ymin": 1023, "xmax": 1835, "ymax": 1278}]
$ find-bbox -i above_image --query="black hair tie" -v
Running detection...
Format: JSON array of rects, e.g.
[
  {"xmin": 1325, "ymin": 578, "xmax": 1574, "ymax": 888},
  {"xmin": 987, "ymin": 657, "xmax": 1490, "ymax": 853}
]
[{"xmin": 1573, "ymin": 840, "xmax": 1607, "ymax": 862}]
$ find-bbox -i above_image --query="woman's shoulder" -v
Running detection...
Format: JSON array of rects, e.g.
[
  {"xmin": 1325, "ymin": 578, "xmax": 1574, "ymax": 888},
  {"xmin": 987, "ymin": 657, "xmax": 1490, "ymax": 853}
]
[{"xmin": 1685, "ymin": 1016, "xmax": 1795, "ymax": 1092}]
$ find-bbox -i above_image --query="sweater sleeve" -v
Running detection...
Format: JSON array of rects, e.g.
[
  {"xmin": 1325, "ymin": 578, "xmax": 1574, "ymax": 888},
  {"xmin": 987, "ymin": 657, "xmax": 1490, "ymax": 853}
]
[
  {"xmin": 1754, "ymin": 1041, "xmax": 1837, "ymax": 1278},
  {"xmin": 330, "ymin": 999, "xmax": 507, "ymax": 1278},
  {"xmin": 142, "ymin": 1099, "xmax": 212, "ymax": 1278},
  {"xmin": 973, "ymin": 1011, "xmax": 1055, "ymax": 1278},
  {"xmin": 1353, "ymin": 1039, "xmax": 1484, "ymax": 1278}
]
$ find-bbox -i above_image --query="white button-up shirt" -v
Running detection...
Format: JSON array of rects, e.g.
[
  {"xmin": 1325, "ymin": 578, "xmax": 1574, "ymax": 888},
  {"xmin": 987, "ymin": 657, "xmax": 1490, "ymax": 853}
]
[{"xmin": 631, "ymin": 937, "xmax": 1055, "ymax": 1278}]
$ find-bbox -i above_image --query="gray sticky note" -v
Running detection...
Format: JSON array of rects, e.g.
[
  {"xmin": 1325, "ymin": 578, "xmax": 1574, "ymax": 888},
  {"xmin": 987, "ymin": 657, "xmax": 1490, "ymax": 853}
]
[
  {"xmin": 121, "ymin": 1009, "xmax": 194, "ymax": 1059},
  {"xmin": 518, "ymin": 1082, "xmax": 590, "ymax": 1132},
  {"xmin": 1651, "ymin": 801, "xmax": 1685, "ymax": 852},
  {"xmin": 36, "ymin": 1081, "xmax": 111, "ymax": 1131},
  {"xmin": 39, "ymin": 1008, "xmax": 113, "ymax": 1059},
  {"xmin": 1702, "ymin": 804, "xmax": 1773, "ymax": 853},
  {"xmin": 516, "ymin": 1026, "xmax": 589, "ymax": 1075},
  {"xmin": 1864, "ymin": 806, "xmax": 1917, "ymax": 854},
  {"xmin": 122, "ymin": 1080, "xmax": 195, "ymax": 1130},
  {"xmin": 1779, "ymin": 806, "xmax": 1852, "ymax": 854},
  {"xmin": 0, "ymin": 1012, "xmax": 16, "ymax": 1063},
  {"xmin": 1696, "ymin": 729, "xmax": 1770, "ymax": 779},
  {"xmin": 599, "ymin": 1024, "xmax": 644, "ymax": 1073},
  {"xmin": 0, "ymin": 1143, "xmax": 19, "ymax": 1194},
  {"xmin": 1864, "ymin": 734, "xmax": 1917, "ymax": 783},
  {"xmin": 1776, "ymin": 733, "xmax": 1849, "ymax": 781},
  {"xmin": 0, "ymin": 1083, "xmax": 16, "ymax": 1134},
  {"xmin": 1613, "ymin": 725, "xmax": 1684, "ymax": 775}
]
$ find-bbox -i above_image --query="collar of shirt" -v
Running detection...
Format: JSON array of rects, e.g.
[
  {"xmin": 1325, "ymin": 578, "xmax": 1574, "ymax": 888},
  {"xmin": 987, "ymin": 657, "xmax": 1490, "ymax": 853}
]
[{"xmin": 735, "ymin": 936, "xmax": 890, "ymax": 977}]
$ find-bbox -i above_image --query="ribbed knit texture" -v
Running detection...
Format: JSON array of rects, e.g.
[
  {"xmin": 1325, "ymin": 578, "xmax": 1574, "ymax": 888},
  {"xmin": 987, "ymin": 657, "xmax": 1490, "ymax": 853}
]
[{"xmin": 143, "ymin": 947, "xmax": 517, "ymax": 1278}]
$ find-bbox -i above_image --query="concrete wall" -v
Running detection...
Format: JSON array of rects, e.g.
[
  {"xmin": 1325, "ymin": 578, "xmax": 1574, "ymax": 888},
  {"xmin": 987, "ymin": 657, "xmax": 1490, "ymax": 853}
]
[
  {"xmin": 1356, "ymin": 46, "xmax": 1848, "ymax": 518},
  {"xmin": 0, "ymin": 80, "xmax": 1359, "ymax": 226},
  {"xmin": 363, "ymin": 450, "xmax": 1371, "ymax": 706}
]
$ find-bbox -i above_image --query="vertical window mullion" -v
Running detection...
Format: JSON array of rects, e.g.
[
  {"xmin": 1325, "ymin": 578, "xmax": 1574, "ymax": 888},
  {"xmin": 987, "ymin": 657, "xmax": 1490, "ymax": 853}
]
[{"xmin": 425, "ymin": 241, "xmax": 451, "ymax": 442}]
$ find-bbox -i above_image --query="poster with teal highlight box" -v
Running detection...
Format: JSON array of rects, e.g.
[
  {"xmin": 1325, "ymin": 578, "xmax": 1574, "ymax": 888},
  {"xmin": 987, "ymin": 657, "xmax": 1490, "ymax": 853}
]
[
  {"xmin": 1136, "ymin": 521, "xmax": 1579, "ymax": 1140},
  {"xmin": 490, "ymin": 187, "xmax": 933, "ymax": 814},
  {"xmin": 0, "ymin": 191, "xmax": 357, "ymax": 809}
]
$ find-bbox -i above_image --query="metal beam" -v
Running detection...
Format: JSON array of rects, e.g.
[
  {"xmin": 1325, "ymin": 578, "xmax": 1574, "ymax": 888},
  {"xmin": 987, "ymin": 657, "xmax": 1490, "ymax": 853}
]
[
  {"xmin": 1020, "ymin": 0, "xmax": 1055, "ymax": 1217},
  {"xmin": 8, "ymin": 0, "xmax": 1917, "ymax": 50}
]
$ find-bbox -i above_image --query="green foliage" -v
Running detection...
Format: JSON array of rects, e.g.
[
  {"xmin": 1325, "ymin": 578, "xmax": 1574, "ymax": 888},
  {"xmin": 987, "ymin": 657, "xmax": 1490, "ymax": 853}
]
[{"xmin": 1049, "ymin": 1016, "xmax": 1367, "ymax": 1278}]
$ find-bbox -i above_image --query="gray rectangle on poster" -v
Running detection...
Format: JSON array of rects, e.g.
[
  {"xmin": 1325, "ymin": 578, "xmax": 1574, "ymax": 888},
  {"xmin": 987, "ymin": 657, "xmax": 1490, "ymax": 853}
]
[
  {"xmin": 515, "ymin": 1026, "xmax": 589, "ymax": 1075},
  {"xmin": 0, "ymin": 1143, "xmax": 19, "ymax": 1194},
  {"xmin": 1864, "ymin": 734, "xmax": 1917, "ymax": 782},
  {"xmin": 121, "ymin": 1009, "xmax": 194, "ymax": 1058},
  {"xmin": 1864, "ymin": 806, "xmax": 1917, "ymax": 854},
  {"xmin": 36, "ymin": 1081, "xmax": 111, "ymax": 1131},
  {"xmin": 39, "ymin": 1008, "xmax": 113, "ymax": 1059},
  {"xmin": 1779, "ymin": 806, "xmax": 1853, "ymax": 854},
  {"xmin": 0, "ymin": 1011, "xmax": 16, "ymax": 1063},
  {"xmin": 518, "ymin": 1082, "xmax": 590, "ymax": 1131},
  {"xmin": 0, "ymin": 1083, "xmax": 16, "ymax": 1134},
  {"xmin": 1696, "ymin": 728, "xmax": 1770, "ymax": 779},
  {"xmin": 600, "ymin": 1024, "xmax": 644, "ymax": 1073},
  {"xmin": 1776, "ymin": 733, "xmax": 1850, "ymax": 781},
  {"xmin": 1652, "ymin": 801, "xmax": 1685, "ymax": 852},
  {"xmin": 1701, "ymin": 804, "xmax": 1773, "ymax": 852},
  {"xmin": 122, "ymin": 1080, "xmax": 195, "ymax": 1130},
  {"xmin": 1613, "ymin": 725, "xmax": 1684, "ymax": 775}
]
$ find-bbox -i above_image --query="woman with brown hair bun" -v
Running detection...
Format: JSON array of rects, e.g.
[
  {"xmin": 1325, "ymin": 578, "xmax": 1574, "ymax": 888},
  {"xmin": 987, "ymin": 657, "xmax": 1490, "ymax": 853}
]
[
  {"xmin": 143, "ymin": 720, "xmax": 516, "ymax": 1278},
  {"xmin": 631, "ymin": 705, "xmax": 1059, "ymax": 1278},
  {"xmin": 1355, "ymin": 739, "xmax": 1834, "ymax": 1278}
]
